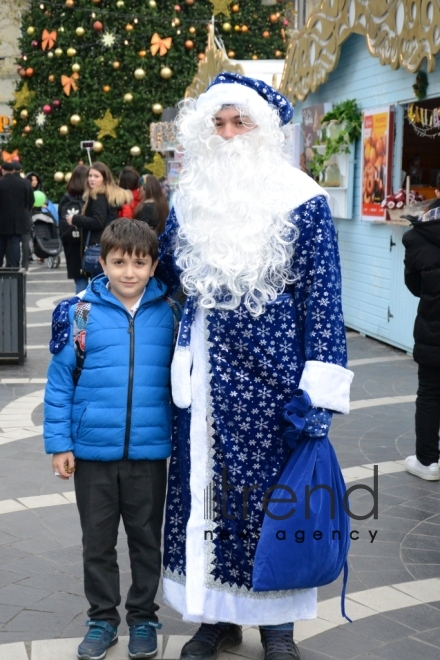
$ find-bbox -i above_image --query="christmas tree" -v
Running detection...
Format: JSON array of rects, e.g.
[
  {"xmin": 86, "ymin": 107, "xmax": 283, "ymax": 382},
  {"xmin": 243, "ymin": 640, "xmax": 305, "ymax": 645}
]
[{"xmin": 7, "ymin": 0, "xmax": 288, "ymax": 198}]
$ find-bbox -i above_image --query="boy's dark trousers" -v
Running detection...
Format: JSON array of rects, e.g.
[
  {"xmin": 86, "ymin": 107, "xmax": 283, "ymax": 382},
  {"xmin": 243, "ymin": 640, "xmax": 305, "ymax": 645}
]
[
  {"xmin": 415, "ymin": 364, "xmax": 440, "ymax": 465},
  {"xmin": 74, "ymin": 458, "xmax": 167, "ymax": 629}
]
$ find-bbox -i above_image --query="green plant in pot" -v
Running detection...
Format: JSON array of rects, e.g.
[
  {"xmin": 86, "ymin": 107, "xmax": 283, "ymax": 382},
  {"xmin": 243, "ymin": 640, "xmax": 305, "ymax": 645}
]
[{"xmin": 309, "ymin": 99, "xmax": 362, "ymax": 181}]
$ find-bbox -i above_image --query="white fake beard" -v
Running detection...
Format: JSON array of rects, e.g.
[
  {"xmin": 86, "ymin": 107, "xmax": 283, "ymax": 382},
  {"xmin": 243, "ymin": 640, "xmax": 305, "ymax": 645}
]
[{"xmin": 175, "ymin": 129, "xmax": 298, "ymax": 316}]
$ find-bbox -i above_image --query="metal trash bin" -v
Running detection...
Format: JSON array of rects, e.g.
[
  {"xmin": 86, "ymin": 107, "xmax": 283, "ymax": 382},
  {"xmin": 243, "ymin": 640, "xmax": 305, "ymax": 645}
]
[{"xmin": 0, "ymin": 268, "xmax": 27, "ymax": 365}]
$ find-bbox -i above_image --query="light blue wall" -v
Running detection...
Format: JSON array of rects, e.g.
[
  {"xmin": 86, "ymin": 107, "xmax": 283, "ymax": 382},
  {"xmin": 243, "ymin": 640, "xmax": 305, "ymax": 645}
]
[{"xmin": 293, "ymin": 33, "xmax": 440, "ymax": 352}]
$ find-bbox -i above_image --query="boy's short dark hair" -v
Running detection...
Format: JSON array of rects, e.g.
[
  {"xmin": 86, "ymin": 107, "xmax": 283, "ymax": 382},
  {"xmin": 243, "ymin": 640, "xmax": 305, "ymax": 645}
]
[{"xmin": 100, "ymin": 218, "xmax": 158, "ymax": 262}]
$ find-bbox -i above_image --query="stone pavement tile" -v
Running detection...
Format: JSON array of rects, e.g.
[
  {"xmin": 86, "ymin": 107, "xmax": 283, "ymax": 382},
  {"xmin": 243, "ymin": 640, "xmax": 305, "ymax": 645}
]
[
  {"xmin": 0, "ymin": 501, "xmax": 26, "ymax": 515},
  {"xmin": 406, "ymin": 564, "xmax": 440, "ymax": 580},
  {"xmin": 354, "ymin": 570, "xmax": 414, "ymax": 589},
  {"xmin": 342, "ymin": 613, "xmax": 414, "ymax": 642},
  {"xmin": 294, "ymin": 617, "xmax": 335, "ymax": 642},
  {"xmin": 0, "ymin": 604, "xmax": 23, "ymax": 625},
  {"xmin": 43, "ymin": 545, "xmax": 83, "ymax": 566},
  {"xmin": 226, "ymin": 627, "xmax": 263, "ymax": 659},
  {"xmin": 17, "ymin": 494, "xmax": 69, "ymax": 509},
  {"xmin": 348, "ymin": 540, "xmax": 401, "ymax": 558},
  {"xmin": 0, "ymin": 531, "xmax": 21, "ymax": 546},
  {"xmin": 0, "ymin": 547, "xmax": 28, "ymax": 565},
  {"xmin": 362, "ymin": 515, "xmax": 418, "ymax": 534},
  {"xmin": 381, "ymin": 506, "xmax": 433, "ymax": 522},
  {"xmin": 402, "ymin": 534, "xmax": 440, "ymax": 551},
  {"xmin": 383, "ymin": 602, "xmax": 440, "ymax": 631},
  {"xmin": 412, "ymin": 628, "xmax": 440, "ymax": 648},
  {"xmin": 348, "ymin": 585, "xmax": 421, "ymax": 612},
  {"xmin": 411, "ymin": 522, "xmax": 440, "ymax": 537},
  {"xmin": 365, "ymin": 636, "xmax": 440, "ymax": 660},
  {"xmin": 401, "ymin": 547, "xmax": 440, "ymax": 564},
  {"xmin": 31, "ymin": 635, "xmax": 163, "ymax": 659},
  {"xmin": 349, "ymin": 556, "xmax": 405, "ymax": 572},
  {"xmin": 2, "ymin": 610, "xmax": 76, "ymax": 635},
  {"xmin": 428, "ymin": 513, "xmax": 440, "ymax": 524},
  {"xmin": 0, "ymin": 572, "xmax": 26, "ymax": 590},
  {"xmin": 29, "ymin": 592, "xmax": 86, "ymax": 616},
  {"xmin": 0, "ymin": 584, "xmax": 50, "ymax": 608},
  {"xmin": 162, "ymin": 635, "xmax": 191, "ymax": 659},
  {"xmin": 10, "ymin": 537, "xmax": 64, "ymax": 556},
  {"xmin": 299, "ymin": 625, "xmax": 384, "ymax": 659},
  {"xmin": 295, "ymin": 650, "xmax": 337, "ymax": 660},
  {"xmin": 17, "ymin": 571, "xmax": 83, "ymax": 597},
  {"xmin": 0, "ymin": 642, "xmax": 28, "ymax": 660},
  {"xmin": 318, "ymin": 597, "xmax": 376, "ymax": 625}
]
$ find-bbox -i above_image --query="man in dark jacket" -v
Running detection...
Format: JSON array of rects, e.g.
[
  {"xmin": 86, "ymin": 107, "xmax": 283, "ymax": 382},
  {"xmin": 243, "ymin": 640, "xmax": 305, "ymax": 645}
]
[
  {"xmin": 403, "ymin": 208, "xmax": 440, "ymax": 480},
  {"xmin": 0, "ymin": 162, "xmax": 34, "ymax": 267}
]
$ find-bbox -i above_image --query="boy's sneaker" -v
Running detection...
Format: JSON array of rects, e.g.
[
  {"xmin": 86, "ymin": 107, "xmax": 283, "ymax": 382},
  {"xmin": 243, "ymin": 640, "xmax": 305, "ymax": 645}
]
[
  {"xmin": 180, "ymin": 623, "xmax": 242, "ymax": 659},
  {"xmin": 404, "ymin": 455, "xmax": 440, "ymax": 481},
  {"xmin": 77, "ymin": 620, "xmax": 118, "ymax": 660},
  {"xmin": 260, "ymin": 629, "xmax": 301, "ymax": 660},
  {"xmin": 128, "ymin": 622, "xmax": 161, "ymax": 658}
]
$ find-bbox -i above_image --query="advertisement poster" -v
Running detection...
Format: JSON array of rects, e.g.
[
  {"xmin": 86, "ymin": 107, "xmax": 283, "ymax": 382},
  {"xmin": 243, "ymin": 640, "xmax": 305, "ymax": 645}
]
[
  {"xmin": 301, "ymin": 103, "xmax": 331, "ymax": 174},
  {"xmin": 361, "ymin": 106, "xmax": 394, "ymax": 221}
]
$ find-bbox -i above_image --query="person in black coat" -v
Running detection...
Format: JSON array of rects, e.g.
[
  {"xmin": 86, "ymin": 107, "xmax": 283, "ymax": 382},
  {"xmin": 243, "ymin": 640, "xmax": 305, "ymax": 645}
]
[
  {"xmin": 0, "ymin": 162, "xmax": 34, "ymax": 267},
  {"xmin": 133, "ymin": 174, "xmax": 169, "ymax": 235},
  {"xmin": 59, "ymin": 164, "xmax": 88, "ymax": 293},
  {"xmin": 403, "ymin": 208, "xmax": 440, "ymax": 481},
  {"xmin": 66, "ymin": 162, "xmax": 132, "ymax": 278}
]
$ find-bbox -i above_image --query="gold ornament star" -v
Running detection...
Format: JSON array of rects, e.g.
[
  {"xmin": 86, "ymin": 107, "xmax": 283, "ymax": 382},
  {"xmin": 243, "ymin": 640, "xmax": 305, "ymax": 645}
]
[
  {"xmin": 209, "ymin": 0, "xmax": 230, "ymax": 17},
  {"xmin": 94, "ymin": 109, "xmax": 120, "ymax": 139},
  {"xmin": 13, "ymin": 82, "xmax": 35, "ymax": 109},
  {"xmin": 145, "ymin": 153, "xmax": 166, "ymax": 179}
]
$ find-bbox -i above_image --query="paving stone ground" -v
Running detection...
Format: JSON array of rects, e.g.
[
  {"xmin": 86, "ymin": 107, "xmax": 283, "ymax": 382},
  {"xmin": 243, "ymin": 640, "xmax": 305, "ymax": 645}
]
[{"xmin": 0, "ymin": 260, "xmax": 439, "ymax": 659}]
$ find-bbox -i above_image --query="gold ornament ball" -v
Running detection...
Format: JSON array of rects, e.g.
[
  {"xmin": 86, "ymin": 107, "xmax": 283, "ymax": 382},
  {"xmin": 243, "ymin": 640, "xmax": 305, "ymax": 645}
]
[
  {"xmin": 152, "ymin": 103, "xmax": 163, "ymax": 115},
  {"xmin": 124, "ymin": 92, "xmax": 134, "ymax": 102},
  {"xmin": 134, "ymin": 68, "xmax": 146, "ymax": 80},
  {"xmin": 93, "ymin": 141, "xmax": 104, "ymax": 153},
  {"xmin": 12, "ymin": 119, "xmax": 17, "ymax": 126},
  {"xmin": 160, "ymin": 66, "xmax": 172, "ymax": 79},
  {"xmin": 20, "ymin": 109, "xmax": 28, "ymax": 119},
  {"xmin": 234, "ymin": 25, "xmax": 241, "ymax": 32},
  {"xmin": 184, "ymin": 39, "xmax": 194, "ymax": 49},
  {"xmin": 102, "ymin": 85, "xmax": 111, "ymax": 93},
  {"xmin": 172, "ymin": 17, "xmax": 180, "ymax": 26},
  {"xmin": 54, "ymin": 171, "xmax": 65, "ymax": 182},
  {"xmin": 59, "ymin": 125, "xmax": 69, "ymax": 135},
  {"xmin": 75, "ymin": 26, "xmax": 85, "ymax": 37},
  {"xmin": 125, "ymin": 23, "xmax": 134, "ymax": 31},
  {"xmin": 24, "ymin": 125, "xmax": 32, "ymax": 134},
  {"xmin": 67, "ymin": 47, "xmax": 77, "ymax": 57},
  {"xmin": 262, "ymin": 30, "xmax": 270, "ymax": 38},
  {"xmin": 138, "ymin": 50, "xmax": 147, "ymax": 57},
  {"xmin": 55, "ymin": 48, "xmax": 63, "ymax": 57},
  {"xmin": 149, "ymin": 0, "xmax": 157, "ymax": 7},
  {"xmin": 269, "ymin": 13, "xmax": 278, "ymax": 22},
  {"xmin": 275, "ymin": 49, "xmax": 282, "ymax": 58},
  {"xmin": 59, "ymin": 26, "xmax": 65, "ymax": 32},
  {"xmin": 48, "ymin": 74, "xmax": 55, "ymax": 82},
  {"xmin": 70, "ymin": 113, "xmax": 81, "ymax": 125},
  {"xmin": 197, "ymin": 52, "xmax": 204, "ymax": 60},
  {"xmin": 64, "ymin": 172, "xmax": 72, "ymax": 183},
  {"xmin": 26, "ymin": 26, "xmax": 35, "ymax": 35},
  {"xmin": 188, "ymin": 26, "xmax": 196, "ymax": 34},
  {"xmin": 227, "ymin": 50, "xmax": 235, "ymax": 58},
  {"xmin": 130, "ymin": 146, "xmax": 141, "ymax": 157},
  {"xmin": 185, "ymin": 0, "xmax": 194, "ymax": 4},
  {"xmin": 222, "ymin": 22, "xmax": 231, "ymax": 32},
  {"xmin": 252, "ymin": 54, "xmax": 258, "ymax": 60},
  {"xmin": 35, "ymin": 138, "xmax": 44, "ymax": 148},
  {"xmin": 241, "ymin": 25, "xmax": 249, "ymax": 33},
  {"xmin": 112, "ymin": 61, "xmax": 120, "ymax": 70},
  {"xmin": 65, "ymin": 0, "xmax": 74, "ymax": 6},
  {"xmin": 116, "ymin": 0, "xmax": 124, "ymax": 5},
  {"xmin": 72, "ymin": 62, "xmax": 80, "ymax": 73},
  {"xmin": 92, "ymin": 0, "xmax": 101, "ymax": 4},
  {"xmin": 231, "ymin": 3, "xmax": 239, "ymax": 11},
  {"xmin": 47, "ymin": 51, "xmax": 54, "ymax": 58}
]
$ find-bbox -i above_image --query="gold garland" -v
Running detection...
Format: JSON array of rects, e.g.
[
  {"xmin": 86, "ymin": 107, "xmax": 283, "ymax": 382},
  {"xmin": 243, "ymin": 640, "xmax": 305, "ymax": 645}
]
[{"xmin": 280, "ymin": 0, "xmax": 440, "ymax": 103}]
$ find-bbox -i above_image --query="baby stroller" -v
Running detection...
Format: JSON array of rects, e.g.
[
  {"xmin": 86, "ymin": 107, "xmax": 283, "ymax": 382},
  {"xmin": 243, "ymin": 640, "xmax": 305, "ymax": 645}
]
[{"xmin": 31, "ymin": 208, "xmax": 62, "ymax": 269}]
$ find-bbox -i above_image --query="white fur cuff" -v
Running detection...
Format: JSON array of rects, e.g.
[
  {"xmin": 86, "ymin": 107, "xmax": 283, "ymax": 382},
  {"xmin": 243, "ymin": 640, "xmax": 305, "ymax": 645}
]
[
  {"xmin": 171, "ymin": 347, "xmax": 192, "ymax": 409},
  {"xmin": 298, "ymin": 360, "xmax": 354, "ymax": 415}
]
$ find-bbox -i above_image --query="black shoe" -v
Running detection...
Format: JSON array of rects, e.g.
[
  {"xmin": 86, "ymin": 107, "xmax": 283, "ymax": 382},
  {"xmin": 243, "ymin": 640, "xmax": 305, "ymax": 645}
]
[
  {"xmin": 260, "ymin": 629, "xmax": 301, "ymax": 660},
  {"xmin": 180, "ymin": 623, "xmax": 242, "ymax": 660}
]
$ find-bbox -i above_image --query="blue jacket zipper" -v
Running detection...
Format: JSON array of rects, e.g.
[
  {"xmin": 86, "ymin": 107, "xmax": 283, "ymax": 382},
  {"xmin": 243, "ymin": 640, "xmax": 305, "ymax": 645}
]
[{"xmin": 123, "ymin": 315, "xmax": 135, "ymax": 460}]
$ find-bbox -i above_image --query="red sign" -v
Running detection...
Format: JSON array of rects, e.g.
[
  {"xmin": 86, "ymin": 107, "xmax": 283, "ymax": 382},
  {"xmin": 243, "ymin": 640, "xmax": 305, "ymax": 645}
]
[{"xmin": 361, "ymin": 106, "xmax": 394, "ymax": 221}]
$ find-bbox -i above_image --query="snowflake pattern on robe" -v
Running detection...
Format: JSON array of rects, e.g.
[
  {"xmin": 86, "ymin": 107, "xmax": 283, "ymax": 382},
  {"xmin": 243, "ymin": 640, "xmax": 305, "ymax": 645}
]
[{"xmin": 158, "ymin": 195, "xmax": 348, "ymax": 595}]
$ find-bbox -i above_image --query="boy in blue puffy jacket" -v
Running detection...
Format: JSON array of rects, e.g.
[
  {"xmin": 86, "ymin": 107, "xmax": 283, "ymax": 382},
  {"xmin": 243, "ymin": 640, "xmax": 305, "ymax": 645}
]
[{"xmin": 44, "ymin": 219, "xmax": 177, "ymax": 660}]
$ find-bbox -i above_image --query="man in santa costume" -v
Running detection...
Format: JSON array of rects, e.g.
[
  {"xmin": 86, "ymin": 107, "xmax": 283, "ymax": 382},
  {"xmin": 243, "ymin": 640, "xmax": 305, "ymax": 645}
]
[{"xmin": 157, "ymin": 72, "xmax": 353, "ymax": 660}]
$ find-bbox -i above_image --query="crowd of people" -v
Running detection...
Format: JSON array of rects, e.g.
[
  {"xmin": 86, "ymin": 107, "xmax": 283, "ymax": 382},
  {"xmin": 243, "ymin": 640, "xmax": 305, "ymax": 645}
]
[{"xmin": 0, "ymin": 161, "xmax": 168, "ymax": 288}]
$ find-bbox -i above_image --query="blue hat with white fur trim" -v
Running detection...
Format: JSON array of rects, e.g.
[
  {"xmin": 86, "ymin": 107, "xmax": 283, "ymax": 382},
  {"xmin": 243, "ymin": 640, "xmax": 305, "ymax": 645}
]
[{"xmin": 196, "ymin": 71, "xmax": 294, "ymax": 125}]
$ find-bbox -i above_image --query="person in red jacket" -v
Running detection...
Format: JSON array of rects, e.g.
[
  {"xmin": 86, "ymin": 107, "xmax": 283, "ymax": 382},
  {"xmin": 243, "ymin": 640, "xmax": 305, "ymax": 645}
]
[{"xmin": 118, "ymin": 167, "xmax": 141, "ymax": 219}]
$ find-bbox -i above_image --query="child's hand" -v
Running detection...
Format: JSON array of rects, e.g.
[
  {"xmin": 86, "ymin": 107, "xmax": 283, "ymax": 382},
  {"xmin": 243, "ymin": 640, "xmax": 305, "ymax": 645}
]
[{"xmin": 52, "ymin": 452, "xmax": 75, "ymax": 480}]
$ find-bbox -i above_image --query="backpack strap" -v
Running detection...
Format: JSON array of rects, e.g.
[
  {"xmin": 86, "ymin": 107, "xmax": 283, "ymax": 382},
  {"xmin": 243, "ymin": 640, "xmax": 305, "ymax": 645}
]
[{"xmin": 73, "ymin": 302, "xmax": 92, "ymax": 386}]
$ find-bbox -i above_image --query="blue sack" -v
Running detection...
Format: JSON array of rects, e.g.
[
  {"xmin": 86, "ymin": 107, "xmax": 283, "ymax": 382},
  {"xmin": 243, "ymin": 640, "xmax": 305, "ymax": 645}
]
[{"xmin": 252, "ymin": 390, "xmax": 351, "ymax": 620}]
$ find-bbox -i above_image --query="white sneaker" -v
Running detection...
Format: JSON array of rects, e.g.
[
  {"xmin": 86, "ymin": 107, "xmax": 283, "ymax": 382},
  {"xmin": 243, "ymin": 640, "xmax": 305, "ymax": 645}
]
[{"xmin": 404, "ymin": 455, "xmax": 440, "ymax": 481}]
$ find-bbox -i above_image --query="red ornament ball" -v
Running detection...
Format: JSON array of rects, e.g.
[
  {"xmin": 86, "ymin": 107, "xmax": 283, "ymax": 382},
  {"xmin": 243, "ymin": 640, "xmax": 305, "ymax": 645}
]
[
  {"xmin": 43, "ymin": 104, "xmax": 52, "ymax": 114},
  {"xmin": 282, "ymin": 18, "xmax": 289, "ymax": 26},
  {"xmin": 93, "ymin": 20, "xmax": 103, "ymax": 31},
  {"xmin": 174, "ymin": 4, "xmax": 181, "ymax": 10},
  {"xmin": 53, "ymin": 99, "xmax": 61, "ymax": 108},
  {"xmin": 31, "ymin": 40, "xmax": 39, "ymax": 48},
  {"xmin": 18, "ymin": 68, "xmax": 27, "ymax": 78}
]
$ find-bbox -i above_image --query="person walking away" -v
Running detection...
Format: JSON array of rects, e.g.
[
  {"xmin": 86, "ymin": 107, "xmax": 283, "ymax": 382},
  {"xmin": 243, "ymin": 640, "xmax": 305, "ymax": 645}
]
[
  {"xmin": 118, "ymin": 166, "xmax": 141, "ymax": 219},
  {"xmin": 59, "ymin": 165, "xmax": 89, "ymax": 293},
  {"xmin": 403, "ymin": 206, "xmax": 440, "ymax": 480},
  {"xmin": 44, "ymin": 219, "xmax": 177, "ymax": 660},
  {"xmin": 65, "ymin": 162, "xmax": 132, "ymax": 278},
  {"xmin": 0, "ymin": 161, "xmax": 34, "ymax": 267},
  {"xmin": 134, "ymin": 174, "xmax": 169, "ymax": 235}
]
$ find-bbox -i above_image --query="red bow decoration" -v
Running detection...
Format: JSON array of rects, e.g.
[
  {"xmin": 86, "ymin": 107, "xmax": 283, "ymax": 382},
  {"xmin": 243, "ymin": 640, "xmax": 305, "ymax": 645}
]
[
  {"xmin": 150, "ymin": 33, "xmax": 172, "ymax": 56},
  {"xmin": 41, "ymin": 29, "xmax": 57, "ymax": 51},
  {"xmin": 1, "ymin": 150, "xmax": 19, "ymax": 163},
  {"xmin": 61, "ymin": 73, "xmax": 79, "ymax": 96}
]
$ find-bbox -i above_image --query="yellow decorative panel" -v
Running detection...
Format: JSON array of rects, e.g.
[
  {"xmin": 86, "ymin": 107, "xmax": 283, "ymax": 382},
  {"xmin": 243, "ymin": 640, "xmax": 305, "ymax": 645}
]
[{"xmin": 280, "ymin": 0, "xmax": 440, "ymax": 103}]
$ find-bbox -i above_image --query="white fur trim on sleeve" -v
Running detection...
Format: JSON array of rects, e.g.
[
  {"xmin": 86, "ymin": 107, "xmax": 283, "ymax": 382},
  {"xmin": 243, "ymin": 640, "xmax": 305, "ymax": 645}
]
[
  {"xmin": 298, "ymin": 360, "xmax": 354, "ymax": 415},
  {"xmin": 171, "ymin": 347, "xmax": 192, "ymax": 409}
]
